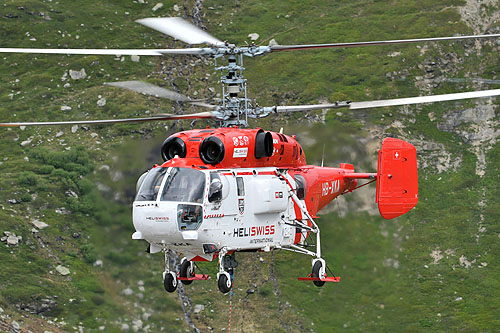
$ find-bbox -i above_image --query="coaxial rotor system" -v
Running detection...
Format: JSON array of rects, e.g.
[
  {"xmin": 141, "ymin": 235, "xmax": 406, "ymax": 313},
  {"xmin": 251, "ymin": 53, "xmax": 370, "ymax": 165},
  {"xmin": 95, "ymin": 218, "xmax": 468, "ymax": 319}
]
[{"xmin": 1, "ymin": 17, "xmax": 500, "ymax": 127}]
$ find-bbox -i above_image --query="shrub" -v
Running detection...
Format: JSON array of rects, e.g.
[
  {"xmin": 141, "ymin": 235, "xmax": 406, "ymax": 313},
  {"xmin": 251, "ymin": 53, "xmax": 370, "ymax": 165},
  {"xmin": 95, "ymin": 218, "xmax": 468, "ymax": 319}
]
[
  {"xmin": 39, "ymin": 165, "xmax": 55, "ymax": 174},
  {"xmin": 77, "ymin": 178, "xmax": 94, "ymax": 195},
  {"xmin": 20, "ymin": 193, "xmax": 32, "ymax": 202},
  {"xmin": 30, "ymin": 146, "xmax": 94, "ymax": 176},
  {"xmin": 81, "ymin": 244, "xmax": 97, "ymax": 264},
  {"xmin": 19, "ymin": 171, "xmax": 39, "ymax": 186}
]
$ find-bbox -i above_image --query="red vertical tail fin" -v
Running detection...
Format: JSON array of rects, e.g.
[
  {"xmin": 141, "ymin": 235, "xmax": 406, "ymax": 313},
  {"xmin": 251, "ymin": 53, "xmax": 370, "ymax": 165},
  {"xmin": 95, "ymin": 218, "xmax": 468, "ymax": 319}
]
[{"xmin": 376, "ymin": 138, "xmax": 418, "ymax": 219}]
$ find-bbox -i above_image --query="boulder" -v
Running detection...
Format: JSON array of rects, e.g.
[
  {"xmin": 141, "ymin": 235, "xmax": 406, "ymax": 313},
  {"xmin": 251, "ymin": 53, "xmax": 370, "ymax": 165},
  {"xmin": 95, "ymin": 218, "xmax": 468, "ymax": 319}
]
[
  {"xmin": 56, "ymin": 265, "xmax": 70, "ymax": 276},
  {"xmin": 193, "ymin": 304, "xmax": 205, "ymax": 314},
  {"xmin": 268, "ymin": 39, "xmax": 279, "ymax": 47},
  {"xmin": 11, "ymin": 321, "xmax": 20, "ymax": 330},
  {"xmin": 69, "ymin": 68, "xmax": 87, "ymax": 80},
  {"xmin": 152, "ymin": 3, "xmax": 163, "ymax": 12},
  {"xmin": 122, "ymin": 287, "xmax": 134, "ymax": 296},
  {"xmin": 97, "ymin": 98, "xmax": 106, "ymax": 107},
  {"xmin": 248, "ymin": 33, "xmax": 260, "ymax": 41},
  {"xmin": 131, "ymin": 319, "xmax": 143, "ymax": 332},
  {"xmin": 20, "ymin": 139, "xmax": 32, "ymax": 147},
  {"xmin": 6, "ymin": 235, "xmax": 19, "ymax": 246},
  {"xmin": 32, "ymin": 220, "xmax": 49, "ymax": 229}
]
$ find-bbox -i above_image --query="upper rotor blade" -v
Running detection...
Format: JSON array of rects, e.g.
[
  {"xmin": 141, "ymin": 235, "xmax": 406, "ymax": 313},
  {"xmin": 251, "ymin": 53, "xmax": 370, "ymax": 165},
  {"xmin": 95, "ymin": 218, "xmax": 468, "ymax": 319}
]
[
  {"xmin": 270, "ymin": 33, "xmax": 500, "ymax": 52},
  {"xmin": 274, "ymin": 89, "xmax": 500, "ymax": 112},
  {"xmin": 106, "ymin": 81, "xmax": 191, "ymax": 101},
  {"xmin": 136, "ymin": 17, "xmax": 223, "ymax": 46},
  {"xmin": 0, "ymin": 47, "xmax": 209, "ymax": 56},
  {"xmin": 105, "ymin": 80, "xmax": 216, "ymax": 108},
  {"xmin": 0, "ymin": 112, "xmax": 215, "ymax": 127}
]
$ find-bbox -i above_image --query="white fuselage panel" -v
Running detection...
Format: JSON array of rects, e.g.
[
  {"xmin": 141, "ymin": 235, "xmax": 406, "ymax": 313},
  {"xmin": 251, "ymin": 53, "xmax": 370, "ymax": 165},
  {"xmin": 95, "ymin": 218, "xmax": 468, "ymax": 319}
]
[{"xmin": 132, "ymin": 167, "xmax": 299, "ymax": 260}]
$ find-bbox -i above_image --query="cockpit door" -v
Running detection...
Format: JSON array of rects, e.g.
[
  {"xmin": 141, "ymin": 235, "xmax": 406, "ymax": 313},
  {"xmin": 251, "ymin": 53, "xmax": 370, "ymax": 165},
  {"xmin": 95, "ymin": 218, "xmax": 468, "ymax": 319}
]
[{"xmin": 206, "ymin": 172, "xmax": 237, "ymax": 217}]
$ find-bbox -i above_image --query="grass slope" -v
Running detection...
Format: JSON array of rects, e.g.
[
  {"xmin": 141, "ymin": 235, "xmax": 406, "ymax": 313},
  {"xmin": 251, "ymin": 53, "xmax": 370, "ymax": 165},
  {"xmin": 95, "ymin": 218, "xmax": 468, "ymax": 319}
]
[{"xmin": 0, "ymin": 0, "xmax": 499, "ymax": 332}]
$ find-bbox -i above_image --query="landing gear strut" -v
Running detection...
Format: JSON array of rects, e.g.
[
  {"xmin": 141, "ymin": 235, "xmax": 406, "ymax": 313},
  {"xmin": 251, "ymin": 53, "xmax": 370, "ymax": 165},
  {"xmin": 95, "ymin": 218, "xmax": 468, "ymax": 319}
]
[
  {"xmin": 217, "ymin": 250, "xmax": 238, "ymax": 294},
  {"xmin": 162, "ymin": 249, "xmax": 178, "ymax": 293}
]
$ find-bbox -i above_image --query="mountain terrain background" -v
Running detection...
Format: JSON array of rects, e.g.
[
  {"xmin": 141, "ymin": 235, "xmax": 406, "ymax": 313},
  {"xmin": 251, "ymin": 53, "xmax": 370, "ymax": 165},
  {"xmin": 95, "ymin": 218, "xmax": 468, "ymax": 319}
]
[{"xmin": 0, "ymin": 0, "xmax": 499, "ymax": 331}]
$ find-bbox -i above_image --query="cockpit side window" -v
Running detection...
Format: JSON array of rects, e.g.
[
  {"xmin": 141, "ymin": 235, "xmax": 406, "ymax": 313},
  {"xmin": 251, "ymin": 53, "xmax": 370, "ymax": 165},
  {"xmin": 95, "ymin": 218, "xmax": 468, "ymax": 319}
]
[
  {"xmin": 208, "ymin": 173, "xmax": 223, "ymax": 202},
  {"xmin": 135, "ymin": 167, "xmax": 168, "ymax": 201}
]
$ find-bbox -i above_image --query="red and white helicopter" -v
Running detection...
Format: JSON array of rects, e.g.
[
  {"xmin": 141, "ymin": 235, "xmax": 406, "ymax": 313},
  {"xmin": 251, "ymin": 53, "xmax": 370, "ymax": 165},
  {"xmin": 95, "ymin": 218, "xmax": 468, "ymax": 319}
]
[{"xmin": 1, "ymin": 17, "xmax": 500, "ymax": 293}]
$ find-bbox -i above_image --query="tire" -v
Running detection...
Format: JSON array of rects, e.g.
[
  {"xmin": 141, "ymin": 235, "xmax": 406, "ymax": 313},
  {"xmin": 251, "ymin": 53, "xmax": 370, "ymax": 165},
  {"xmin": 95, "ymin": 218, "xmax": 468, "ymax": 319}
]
[
  {"xmin": 218, "ymin": 274, "xmax": 232, "ymax": 294},
  {"xmin": 312, "ymin": 261, "xmax": 325, "ymax": 287},
  {"xmin": 163, "ymin": 272, "xmax": 178, "ymax": 293},
  {"xmin": 180, "ymin": 260, "xmax": 194, "ymax": 285}
]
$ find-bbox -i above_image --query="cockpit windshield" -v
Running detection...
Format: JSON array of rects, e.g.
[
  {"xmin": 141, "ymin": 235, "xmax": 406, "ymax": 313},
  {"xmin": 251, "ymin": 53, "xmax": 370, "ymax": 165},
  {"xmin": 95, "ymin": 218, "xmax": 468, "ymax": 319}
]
[
  {"xmin": 135, "ymin": 167, "xmax": 206, "ymax": 203},
  {"xmin": 161, "ymin": 168, "xmax": 206, "ymax": 203},
  {"xmin": 135, "ymin": 167, "xmax": 168, "ymax": 201}
]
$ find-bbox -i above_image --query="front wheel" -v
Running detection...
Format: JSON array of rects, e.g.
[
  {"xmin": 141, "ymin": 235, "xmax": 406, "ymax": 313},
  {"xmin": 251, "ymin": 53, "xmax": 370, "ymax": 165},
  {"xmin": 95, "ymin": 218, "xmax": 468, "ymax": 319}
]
[
  {"xmin": 180, "ymin": 260, "xmax": 194, "ymax": 285},
  {"xmin": 312, "ymin": 261, "xmax": 325, "ymax": 287},
  {"xmin": 217, "ymin": 273, "xmax": 232, "ymax": 294},
  {"xmin": 163, "ymin": 272, "xmax": 178, "ymax": 293}
]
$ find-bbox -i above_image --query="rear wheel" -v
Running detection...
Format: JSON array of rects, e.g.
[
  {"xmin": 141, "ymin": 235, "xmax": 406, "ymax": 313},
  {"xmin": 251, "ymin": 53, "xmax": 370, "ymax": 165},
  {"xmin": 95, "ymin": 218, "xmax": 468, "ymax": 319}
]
[
  {"xmin": 180, "ymin": 260, "xmax": 194, "ymax": 285},
  {"xmin": 312, "ymin": 261, "xmax": 325, "ymax": 287},
  {"xmin": 163, "ymin": 272, "xmax": 178, "ymax": 292},
  {"xmin": 218, "ymin": 273, "xmax": 232, "ymax": 294}
]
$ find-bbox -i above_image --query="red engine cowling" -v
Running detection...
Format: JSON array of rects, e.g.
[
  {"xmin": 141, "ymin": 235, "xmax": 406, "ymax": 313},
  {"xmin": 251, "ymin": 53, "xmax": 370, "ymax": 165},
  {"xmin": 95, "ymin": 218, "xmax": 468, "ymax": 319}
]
[{"xmin": 376, "ymin": 138, "xmax": 418, "ymax": 219}]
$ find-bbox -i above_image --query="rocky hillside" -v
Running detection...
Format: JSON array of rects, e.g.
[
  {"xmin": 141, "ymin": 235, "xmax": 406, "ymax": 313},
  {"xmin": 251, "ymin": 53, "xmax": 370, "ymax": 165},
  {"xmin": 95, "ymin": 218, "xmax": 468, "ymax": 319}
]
[{"xmin": 1, "ymin": 0, "xmax": 500, "ymax": 332}]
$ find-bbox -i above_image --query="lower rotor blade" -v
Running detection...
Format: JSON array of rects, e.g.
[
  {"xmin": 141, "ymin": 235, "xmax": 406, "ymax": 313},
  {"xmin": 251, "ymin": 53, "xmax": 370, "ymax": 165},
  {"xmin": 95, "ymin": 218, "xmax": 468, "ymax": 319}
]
[
  {"xmin": 105, "ymin": 81, "xmax": 216, "ymax": 108},
  {"xmin": 0, "ymin": 48, "xmax": 209, "ymax": 56},
  {"xmin": 0, "ymin": 112, "xmax": 215, "ymax": 127},
  {"xmin": 274, "ymin": 89, "xmax": 500, "ymax": 112},
  {"xmin": 106, "ymin": 81, "xmax": 191, "ymax": 101},
  {"xmin": 270, "ymin": 33, "xmax": 500, "ymax": 52}
]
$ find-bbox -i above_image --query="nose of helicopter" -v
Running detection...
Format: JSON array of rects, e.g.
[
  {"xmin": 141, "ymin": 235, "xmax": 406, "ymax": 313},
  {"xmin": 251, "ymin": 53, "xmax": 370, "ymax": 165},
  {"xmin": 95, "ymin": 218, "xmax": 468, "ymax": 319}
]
[{"xmin": 132, "ymin": 201, "xmax": 179, "ymax": 242}]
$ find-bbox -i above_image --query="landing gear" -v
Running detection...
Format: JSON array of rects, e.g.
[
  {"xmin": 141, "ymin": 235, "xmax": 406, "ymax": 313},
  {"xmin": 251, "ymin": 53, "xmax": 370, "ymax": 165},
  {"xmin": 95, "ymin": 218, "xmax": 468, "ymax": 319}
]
[
  {"xmin": 179, "ymin": 258, "xmax": 194, "ymax": 285},
  {"xmin": 162, "ymin": 249, "xmax": 178, "ymax": 293},
  {"xmin": 217, "ymin": 272, "xmax": 232, "ymax": 293},
  {"xmin": 217, "ymin": 249, "xmax": 238, "ymax": 294},
  {"xmin": 163, "ymin": 271, "xmax": 178, "ymax": 292},
  {"xmin": 312, "ymin": 259, "xmax": 326, "ymax": 287}
]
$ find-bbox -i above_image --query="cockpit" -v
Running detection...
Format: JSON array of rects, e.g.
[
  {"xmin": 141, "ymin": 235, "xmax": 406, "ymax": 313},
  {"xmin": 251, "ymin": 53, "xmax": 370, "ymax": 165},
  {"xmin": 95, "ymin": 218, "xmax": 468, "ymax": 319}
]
[
  {"xmin": 135, "ymin": 167, "xmax": 227, "ymax": 231},
  {"xmin": 135, "ymin": 167, "xmax": 206, "ymax": 203}
]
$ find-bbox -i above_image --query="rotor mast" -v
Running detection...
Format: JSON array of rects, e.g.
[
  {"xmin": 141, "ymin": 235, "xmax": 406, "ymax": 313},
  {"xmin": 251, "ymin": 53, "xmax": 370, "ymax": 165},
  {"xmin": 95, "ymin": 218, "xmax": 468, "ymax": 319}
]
[
  {"xmin": 214, "ymin": 52, "xmax": 250, "ymax": 127},
  {"xmin": 210, "ymin": 44, "xmax": 273, "ymax": 127}
]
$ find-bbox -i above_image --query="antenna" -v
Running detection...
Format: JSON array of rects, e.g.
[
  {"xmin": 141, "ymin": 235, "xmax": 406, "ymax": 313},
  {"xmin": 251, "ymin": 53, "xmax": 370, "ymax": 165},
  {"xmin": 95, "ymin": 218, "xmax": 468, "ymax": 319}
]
[{"xmin": 321, "ymin": 144, "xmax": 326, "ymax": 167}]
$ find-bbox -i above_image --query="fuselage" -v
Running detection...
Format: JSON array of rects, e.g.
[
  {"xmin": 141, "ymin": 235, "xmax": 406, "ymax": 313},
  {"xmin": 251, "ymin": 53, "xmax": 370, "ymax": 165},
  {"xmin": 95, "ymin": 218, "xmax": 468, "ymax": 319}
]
[{"xmin": 132, "ymin": 127, "xmax": 360, "ymax": 261}]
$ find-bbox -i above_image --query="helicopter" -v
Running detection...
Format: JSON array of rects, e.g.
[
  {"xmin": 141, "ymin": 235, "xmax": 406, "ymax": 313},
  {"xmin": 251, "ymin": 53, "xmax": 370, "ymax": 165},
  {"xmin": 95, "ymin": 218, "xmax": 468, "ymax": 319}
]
[{"xmin": 1, "ymin": 17, "xmax": 500, "ymax": 294}]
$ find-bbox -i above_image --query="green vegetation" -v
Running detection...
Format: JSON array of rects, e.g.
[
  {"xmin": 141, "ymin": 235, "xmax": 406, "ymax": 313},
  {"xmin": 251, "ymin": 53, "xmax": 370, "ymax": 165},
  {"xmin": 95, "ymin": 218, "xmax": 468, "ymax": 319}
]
[{"xmin": 0, "ymin": 0, "xmax": 499, "ymax": 331}]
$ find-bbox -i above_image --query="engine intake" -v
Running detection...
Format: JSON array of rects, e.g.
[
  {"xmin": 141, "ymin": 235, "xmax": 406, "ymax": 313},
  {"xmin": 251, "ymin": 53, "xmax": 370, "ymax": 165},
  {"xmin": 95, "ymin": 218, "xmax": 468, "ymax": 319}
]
[
  {"xmin": 161, "ymin": 137, "xmax": 186, "ymax": 161},
  {"xmin": 255, "ymin": 130, "xmax": 273, "ymax": 159},
  {"xmin": 199, "ymin": 136, "xmax": 225, "ymax": 165}
]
